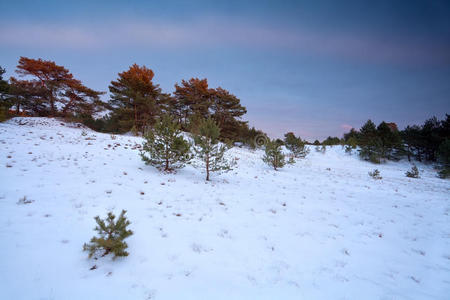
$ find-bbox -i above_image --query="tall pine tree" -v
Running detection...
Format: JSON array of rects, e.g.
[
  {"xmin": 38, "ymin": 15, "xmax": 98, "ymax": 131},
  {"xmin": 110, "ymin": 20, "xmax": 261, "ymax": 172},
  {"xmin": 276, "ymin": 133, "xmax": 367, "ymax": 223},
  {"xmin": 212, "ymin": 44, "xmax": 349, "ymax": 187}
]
[
  {"xmin": 173, "ymin": 78, "xmax": 212, "ymax": 127},
  {"xmin": 14, "ymin": 57, "xmax": 103, "ymax": 117},
  {"xmin": 109, "ymin": 64, "xmax": 165, "ymax": 133},
  {"xmin": 358, "ymin": 120, "xmax": 381, "ymax": 163},
  {"xmin": 377, "ymin": 121, "xmax": 402, "ymax": 160}
]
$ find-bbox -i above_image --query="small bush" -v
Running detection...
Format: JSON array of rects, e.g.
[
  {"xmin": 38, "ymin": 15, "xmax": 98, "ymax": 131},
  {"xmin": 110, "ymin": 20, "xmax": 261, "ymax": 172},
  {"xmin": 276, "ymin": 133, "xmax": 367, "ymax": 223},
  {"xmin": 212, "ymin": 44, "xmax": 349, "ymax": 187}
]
[
  {"xmin": 287, "ymin": 154, "xmax": 296, "ymax": 165},
  {"xmin": 368, "ymin": 169, "xmax": 382, "ymax": 180},
  {"xmin": 315, "ymin": 145, "xmax": 326, "ymax": 153},
  {"xmin": 263, "ymin": 139, "xmax": 285, "ymax": 170},
  {"xmin": 345, "ymin": 145, "xmax": 352, "ymax": 154},
  {"xmin": 83, "ymin": 210, "xmax": 133, "ymax": 259},
  {"xmin": 405, "ymin": 165, "xmax": 420, "ymax": 178}
]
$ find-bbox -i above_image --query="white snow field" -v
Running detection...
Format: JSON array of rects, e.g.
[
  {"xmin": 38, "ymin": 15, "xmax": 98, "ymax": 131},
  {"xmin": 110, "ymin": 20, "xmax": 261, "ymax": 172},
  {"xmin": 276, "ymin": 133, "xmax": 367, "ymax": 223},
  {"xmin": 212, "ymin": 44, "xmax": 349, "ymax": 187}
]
[{"xmin": 0, "ymin": 117, "xmax": 449, "ymax": 300}]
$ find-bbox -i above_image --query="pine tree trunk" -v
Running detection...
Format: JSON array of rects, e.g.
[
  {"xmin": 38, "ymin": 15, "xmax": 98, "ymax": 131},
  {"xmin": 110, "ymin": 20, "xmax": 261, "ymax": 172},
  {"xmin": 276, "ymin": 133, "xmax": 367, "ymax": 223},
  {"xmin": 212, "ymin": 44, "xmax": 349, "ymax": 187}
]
[
  {"xmin": 134, "ymin": 104, "xmax": 138, "ymax": 130},
  {"xmin": 206, "ymin": 155, "xmax": 210, "ymax": 181},
  {"xmin": 165, "ymin": 147, "xmax": 169, "ymax": 171},
  {"xmin": 49, "ymin": 93, "xmax": 56, "ymax": 116}
]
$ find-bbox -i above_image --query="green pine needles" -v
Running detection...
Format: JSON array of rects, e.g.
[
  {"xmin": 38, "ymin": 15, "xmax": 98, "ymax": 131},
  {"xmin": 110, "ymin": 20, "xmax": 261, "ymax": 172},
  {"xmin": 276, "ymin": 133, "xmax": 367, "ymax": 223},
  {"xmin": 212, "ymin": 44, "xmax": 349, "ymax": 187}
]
[
  {"xmin": 193, "ymin": 117, "xmax": 231, "ymax": 181},
  {"xmin": 140, "ymin": 114, "xmax": 192, "ymax": 171},
  {"xmin": 284, "ymin": 132, "xmax": 310, "ymax": 158},
  {"xmin": 405, "ymin": 165, "xmax": 420, "ymax": 178},
  {"xmin": 263, "ymin": 139, "xmax": 286, "ymax": 170},
  {"xmin": 83, "ymin": 210, "xmax": 133, "ymax": 259}
]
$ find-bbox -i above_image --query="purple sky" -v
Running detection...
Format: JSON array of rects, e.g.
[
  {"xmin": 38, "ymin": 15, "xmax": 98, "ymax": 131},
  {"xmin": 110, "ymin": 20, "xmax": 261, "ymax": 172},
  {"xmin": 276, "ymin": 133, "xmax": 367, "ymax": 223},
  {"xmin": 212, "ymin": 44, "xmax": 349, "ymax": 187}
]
[{"xmin": 1, "ymin": 0, "xmax": 449, "ymax": 140}]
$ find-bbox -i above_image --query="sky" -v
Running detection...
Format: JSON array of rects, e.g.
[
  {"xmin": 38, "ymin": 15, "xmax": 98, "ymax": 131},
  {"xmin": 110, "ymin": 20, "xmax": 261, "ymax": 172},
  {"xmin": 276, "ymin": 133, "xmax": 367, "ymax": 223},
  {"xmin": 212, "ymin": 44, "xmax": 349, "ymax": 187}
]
[{"xmin": 1, "ymin": 0, "xmax": 449, "ymax": 140}]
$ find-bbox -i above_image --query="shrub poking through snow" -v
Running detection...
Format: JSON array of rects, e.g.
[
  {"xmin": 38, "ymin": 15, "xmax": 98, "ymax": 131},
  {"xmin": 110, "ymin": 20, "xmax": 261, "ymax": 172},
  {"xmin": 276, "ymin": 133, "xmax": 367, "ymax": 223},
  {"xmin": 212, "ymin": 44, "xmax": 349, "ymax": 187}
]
[
  {"xmin": 83, "ymin": 210, "xmax": 133, "ymax": 259},
  {"xmin": 345, "ymin": 145, "xmax": 353, "ymax": 154},
  {"xmin": 263, "ymin": 139, "xmax": 286, "ymax": 170},
  {"xmin": 140, "ymin": 114, "xmax": 192, "ymax": 172},
  {"xmin": 315, "ymin": 145, "xmax": 326, "ymax": 153},
  {"xmin": 17, "ymin": 196, "xmax": 33, "ymax": 205},
  {"xmin": 368, "ymin": 169, "xmax": 382, "ymax": 180},
  {"xmin": 193, "ymin": 117, "xmax": 231, "ymax": 181},
  {"xmin": 405, "ymin": 165, "xmax": 420, "ymax": 178}
]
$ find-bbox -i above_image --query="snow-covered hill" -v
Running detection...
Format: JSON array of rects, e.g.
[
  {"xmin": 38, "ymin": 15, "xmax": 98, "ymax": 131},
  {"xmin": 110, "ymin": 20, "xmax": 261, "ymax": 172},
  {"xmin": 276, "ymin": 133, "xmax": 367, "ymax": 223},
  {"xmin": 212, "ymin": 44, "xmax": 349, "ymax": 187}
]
[{"xmin": 0, "ymin": 117, "xmax": 449, "ymax": 300}]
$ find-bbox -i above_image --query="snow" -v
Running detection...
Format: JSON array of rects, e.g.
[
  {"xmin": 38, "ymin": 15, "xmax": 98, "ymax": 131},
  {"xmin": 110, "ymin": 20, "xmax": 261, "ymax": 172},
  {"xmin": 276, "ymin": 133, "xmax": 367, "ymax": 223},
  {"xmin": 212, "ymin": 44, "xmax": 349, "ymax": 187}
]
[{"xmin": 0, "ymin": 117, "xmax": 449, "ymax": 300}]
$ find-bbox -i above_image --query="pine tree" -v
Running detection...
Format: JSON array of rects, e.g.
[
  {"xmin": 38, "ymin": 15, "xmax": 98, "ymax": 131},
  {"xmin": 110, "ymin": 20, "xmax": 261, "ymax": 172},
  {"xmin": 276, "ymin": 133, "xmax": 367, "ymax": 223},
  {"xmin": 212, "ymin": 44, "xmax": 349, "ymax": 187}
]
[
  {"xmin": 284, "ymin": 132, "xmax": 309, "ymax": 158},
  {"xmin": 346, "ymin": 137, "xmax": 358, "ymax": 148},
  {"xmin": 358, "ymin": 120, "xmax": 381, "ymax": 163},
  {"xmin": 401, "ymin": 125, "xmax": 421, "ymax": 161},
  {"xmin": 140, "ymin": 114, "xmax": 192, "ymax": 171},
  {"xmin": 322, "ymin": 136, "xmax": 340, "ymax": 145},
  {"xmin": 437, "ymin": 139, "xmax": 450, "ymax": 178},
  {"xmin": 8, "ymin": 77, "xmax": 46, "ymax": 115},
  {"xmin": 193, "ymin": 117, "xmax": 230, "ymax": 181},
  {"xmin": 83, "ymin": 210, "xmax": 133, "ymax": 259},
  {"xmin": 174, "ymin": 78, "xmax": 212, "ymax": 127},
  {"xmin": 109, "ymin": 64, "xmax": 164, "ymax": 133},
  {"xmin": 210, "ymin": 87, "xmax": 247, "ymax": 141},
  {"xmin": 0, "ymin": 66, "xmax": 8, "ymax": 98},
  {"xmin": 368, "ymin": 169, "xmax": 382, "ymax": 180},
  {"xmin": 343, "ymin": 128, "xmax": 359, "ymax": 143},
  {"xmin": 0, "ymin": 66, "xmax": 11, "ymax": 121},
  {"xmin": 377, "ymin": 121, "xmax": 402, "ymax": 160},
  {"xmin": 263, "ymin": 139, "xmax": 286, "ymax": 170},
  {"xmin": 15, "ymin": 57, "xmax": 103, "ymax": 117}
]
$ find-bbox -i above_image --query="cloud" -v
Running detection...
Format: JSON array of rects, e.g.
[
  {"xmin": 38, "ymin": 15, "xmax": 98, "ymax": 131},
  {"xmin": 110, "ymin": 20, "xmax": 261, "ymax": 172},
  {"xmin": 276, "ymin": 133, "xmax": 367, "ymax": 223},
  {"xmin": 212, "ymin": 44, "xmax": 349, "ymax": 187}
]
[
  {"xmin": 1, "ymin": 19, "xmax": 449, "ymax": 66},
  {"xmin": 340, "ymin": 124, "xmax": 353, "ymax": 131}
]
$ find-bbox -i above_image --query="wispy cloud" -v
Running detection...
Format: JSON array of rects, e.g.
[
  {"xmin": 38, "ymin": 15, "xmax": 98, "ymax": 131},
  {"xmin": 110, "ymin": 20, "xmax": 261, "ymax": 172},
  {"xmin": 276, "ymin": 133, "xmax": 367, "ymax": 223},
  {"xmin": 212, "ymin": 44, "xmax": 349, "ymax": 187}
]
[
  {"xmin": 340, "ymin": 124, "xmax": 353, "ymax": 131},
  {"xmin": 1, "ymin": 19, "xmax": 449, "ymax": 66}
]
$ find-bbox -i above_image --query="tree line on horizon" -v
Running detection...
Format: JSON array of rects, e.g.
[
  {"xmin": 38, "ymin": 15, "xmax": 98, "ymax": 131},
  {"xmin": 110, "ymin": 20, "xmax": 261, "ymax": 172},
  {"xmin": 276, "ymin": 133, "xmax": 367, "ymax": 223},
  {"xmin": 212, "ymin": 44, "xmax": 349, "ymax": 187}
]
[{"xmin": 0, "ymin": 57, "xmax": 448, "ymax": 177}]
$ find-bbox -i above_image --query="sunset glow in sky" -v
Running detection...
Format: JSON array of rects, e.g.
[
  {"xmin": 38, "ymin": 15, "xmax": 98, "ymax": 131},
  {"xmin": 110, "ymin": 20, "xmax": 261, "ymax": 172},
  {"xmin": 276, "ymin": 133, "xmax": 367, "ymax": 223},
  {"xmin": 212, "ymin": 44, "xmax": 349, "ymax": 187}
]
[{"xmin": 1, "ymin": 0, "xmax": 449, "ymax": 140}]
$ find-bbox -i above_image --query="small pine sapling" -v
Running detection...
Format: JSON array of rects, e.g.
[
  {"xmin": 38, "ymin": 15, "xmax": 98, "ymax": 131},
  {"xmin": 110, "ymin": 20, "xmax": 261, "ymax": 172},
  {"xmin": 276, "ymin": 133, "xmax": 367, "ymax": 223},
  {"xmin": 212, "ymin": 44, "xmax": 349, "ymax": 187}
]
[
  {"xmin": 193, "ymin": 117, "xmax": 231, "ymax": 181},
  {"xmin": 405, "ymin": 165, "xmax": 420, "ymax": 178},
  {"xmin": 368, "ymin": 169, "xmax": 382, "ymax": 180},
  {"xmin": 263, "ymin": 139, "xmax": 286, "ymax": 170},
  {"xmin": 287, "ymin": 154, "xmax": 296, "ymax": 165},
  {"xmin": 345, "ymin": 145, "xmax": 352, "ymax": 154},
  {"xmin": 140, "ymin": 114, "xmax": 192, "ymax": 171},
  {"xmin": 83, "ymin": 210, "xmax": 133, "ymax": 259}
]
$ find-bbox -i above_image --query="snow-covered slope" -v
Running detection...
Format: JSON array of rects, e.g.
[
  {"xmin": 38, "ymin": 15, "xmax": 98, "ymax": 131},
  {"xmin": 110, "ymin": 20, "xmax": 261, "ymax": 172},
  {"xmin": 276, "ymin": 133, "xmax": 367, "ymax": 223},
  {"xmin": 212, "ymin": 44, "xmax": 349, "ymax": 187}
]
[{"xmin": 0, "ymin": 117, "xmax": 449, "ymax": 300}]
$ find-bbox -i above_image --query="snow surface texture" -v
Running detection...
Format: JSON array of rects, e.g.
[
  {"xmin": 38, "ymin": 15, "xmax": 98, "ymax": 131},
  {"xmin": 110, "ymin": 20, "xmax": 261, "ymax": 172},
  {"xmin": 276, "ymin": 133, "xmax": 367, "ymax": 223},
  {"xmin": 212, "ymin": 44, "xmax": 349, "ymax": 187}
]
[{"xmin": 0, "ymin": 117, "xmax": 449, "ymax": 300}]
